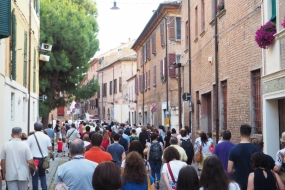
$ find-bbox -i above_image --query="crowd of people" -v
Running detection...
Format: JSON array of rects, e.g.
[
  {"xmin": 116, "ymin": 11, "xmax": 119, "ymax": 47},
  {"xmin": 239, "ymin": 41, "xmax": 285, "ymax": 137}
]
[{"xmin": 1, "ymin": 121, "xmax": 285, "ymax": 190}]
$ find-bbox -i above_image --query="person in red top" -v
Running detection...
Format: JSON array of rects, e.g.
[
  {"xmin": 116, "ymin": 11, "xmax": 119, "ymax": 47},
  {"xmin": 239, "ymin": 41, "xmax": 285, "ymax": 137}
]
[
  {"xmin": 102, "ymin": 130, "xmax": 111, "ymax": 150},
  {"xmin": 56, "ymin": 138, "xmax": 63, "ymax": 157},
  {"xmin": 80, "ymin": 126, "xmax": 90, "ymax": 140},
  {"xmin": 85, "ymin": 133, "xmax": 112, "ymax": 164}
]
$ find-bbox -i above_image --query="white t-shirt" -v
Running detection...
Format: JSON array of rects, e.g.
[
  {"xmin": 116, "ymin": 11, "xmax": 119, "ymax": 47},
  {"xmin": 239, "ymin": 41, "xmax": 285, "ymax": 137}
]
[
  {"xmin": 194, "ymin": 137, "xmax": 201, "ymax": 150},
  {"xmin": 199, "ymin": 182, "xmax": 240, "ymax": 190},
  {"xmin": 275, "ymin": 148, "xmax": 285, "ymax": 166},
  {"xmin": 121, "ymin": 158, "xmax": 150, "ymax": 171},
  {"xmin": 161, "ymin": 160, "xmax": 187, "ymax": 188},
  {"xmin": 1, "ymin": 138, "xmax": 33, "ymax": 181},
  {"xmin": 26, "ymin": 131, "xmax": 52, "ymax": 157},
  {"xmin": 136, "ymin": 127, "xmax": 142, "ymax": 136}
]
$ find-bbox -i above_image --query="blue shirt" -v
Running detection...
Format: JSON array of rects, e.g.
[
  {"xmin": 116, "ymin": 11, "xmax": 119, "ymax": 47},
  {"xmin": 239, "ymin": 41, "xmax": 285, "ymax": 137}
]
[
  {"xmin": 122, "ymin": 133, "xmax": 130, "ymax": 144},
  {"xmin": 121, "ymin": 175, "xmax": 154, "ymax": 190},
  {"xmin": 228, "ymin": 143, "xmax": 260, "ymax": 189},
  {"xmin": 54, "ymin": 157, "xmax": 97, "ymax": 190},
  {"xmin": 45, "ymin": 128, "xmax": 54, "ymax": 143},
  {"xmin": 106, "ymin": 143, "xmax": 125, "ymax": 166}
]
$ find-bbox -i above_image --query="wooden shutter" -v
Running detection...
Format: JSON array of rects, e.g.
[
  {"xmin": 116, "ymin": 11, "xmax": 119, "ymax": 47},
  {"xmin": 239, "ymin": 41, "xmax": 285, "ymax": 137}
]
[
  {"xmin": 135, "ymin": 77, "xmax": 138, "ymax": 94},
  {"xmin": 23, "ymin": 31, "xmax": 27, "ymax": 87},
  {"xmin": 160, "ymin": 60, "xmax": 163, "ymax": 81},
  {"xmin": 160, "ymin": 22, "xmax": 165, "ymax": 46},
  {"xmin": 153, "ymin": 65, "xmax": 156, "ymax": 86},
  {"xmin": 140, "ymin": 48, "xmax": 143, "ymax": 66},
  {"xmin": 139, "ymin": 75, "xmax": 142, "ymax": 92},
  {"xmin": 185, "ymin": 21, "xmax": 189, "ymax": 47},
  {"xmin": 148, "ymin": 70, "xmax": 150, "ymax": 88},
  {"xmin": 12, "ymin": 11, "xmax": 17, "ymax": 80},
  {"xmin": 146, "ymin": 39, "xmax": 151, "ymax": 60},
  {"xmin": 0, "ymin": 0, "xmax": 11, "ymax": 39},
  {"xmin": 33, "ymin": 49, "xmax": 36, "ymax": 92},
  {"xmin": 144, "ymin": 73, "xmax": 146, "ymax": 91},
  {"xmin": 152, "ymin": 32, "xmax": 156, "ymax": 55},
  {"xmin": 169, "ymin": 53, "xmax": 176, "ymax": 78},
  {"xmin": 57, "ymin": 106, "xmax": 64, "ymax": 116},
  {"xmin": 168, "ymin": 16, "xmax": 175, "ymax": 41}
]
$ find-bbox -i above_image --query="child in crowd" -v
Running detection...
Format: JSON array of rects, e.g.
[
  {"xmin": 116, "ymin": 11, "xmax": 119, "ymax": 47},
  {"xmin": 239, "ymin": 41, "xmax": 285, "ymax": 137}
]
[
  {"xmin": 56, "ymin": 138, "xmax": 63, "ymax": 157},
  {"xmin": 62, "ymin": 138, "xmax": 67, "ymax": 157}
]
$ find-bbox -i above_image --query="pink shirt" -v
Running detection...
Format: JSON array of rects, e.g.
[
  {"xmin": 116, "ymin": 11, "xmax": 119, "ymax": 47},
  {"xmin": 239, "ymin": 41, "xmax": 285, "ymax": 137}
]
[{"xmin": 78, "ymin": 124, "xmax": 83, "ymax": 134}]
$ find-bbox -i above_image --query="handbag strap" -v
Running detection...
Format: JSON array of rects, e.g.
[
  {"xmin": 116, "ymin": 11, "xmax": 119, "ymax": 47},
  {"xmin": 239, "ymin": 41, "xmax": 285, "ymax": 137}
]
[
  {"xmin": 34, "ymin": 134, "xmax": 44, "ymax": 158},
  {"xmin": 147, "ymin": 174, "xmax": 151, "ymax": 190},
  {"xmin": 167, "ymin": 162, "xmax": 176, "ymax": 183},
  {"xmin": 67, "ymin": 129, "xmax": 75, "ymax": 138},
  {"xmin": 271, "ymin": 170, "xmax": 279, "ymax": 189}
]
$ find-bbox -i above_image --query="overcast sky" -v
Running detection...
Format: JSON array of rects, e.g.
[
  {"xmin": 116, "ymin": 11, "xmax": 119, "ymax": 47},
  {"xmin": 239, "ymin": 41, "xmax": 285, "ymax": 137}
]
[{"xmin": 95, "ymin": 0, "xmax": 166, "ymax": 56}]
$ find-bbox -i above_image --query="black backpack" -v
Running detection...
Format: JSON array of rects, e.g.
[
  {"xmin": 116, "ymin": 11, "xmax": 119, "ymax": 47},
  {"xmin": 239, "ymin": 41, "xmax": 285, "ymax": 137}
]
[
  {"xmin": 149, "ymin": 142, "xmax": 163, "ymax": 161},
  {"xmin": 181, "ymin": 138, "xmax": 194, "ymax": 162}
]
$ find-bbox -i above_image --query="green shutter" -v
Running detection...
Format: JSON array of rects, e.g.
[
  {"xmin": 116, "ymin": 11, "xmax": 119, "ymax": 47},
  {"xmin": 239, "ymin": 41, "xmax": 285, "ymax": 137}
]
[
  {"xmin": 270, "ymin": 0, "xmax": 276, "ymax": 21},
  {"xmin": 33, "ymin": 49, "xmax": 36, "ymax": 93},
  {"xmin": 12, "ymin": 11, "xmax": 17, "ymax": 80},
  {"xmin": 34, "ymin": 0, "xmax": 39, "ymax": 15},
  {"xmin": 0, "ymin": 0, "xmax": 11, "ymax": 39},
  {"xmin": 23, "ymin": 31, "xmax": 28, "ymax": 87}
]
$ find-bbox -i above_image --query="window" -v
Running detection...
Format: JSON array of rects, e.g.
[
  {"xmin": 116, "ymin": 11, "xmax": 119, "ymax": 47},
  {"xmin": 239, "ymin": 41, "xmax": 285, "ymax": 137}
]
[
  {"xmin": 160, "ymin": 58, "xmax": 166, "ymax": 81},
  {"xmin": 148, "ymin": 70, "xmax": 150, "ymax": 89},
  {"xmin": 144, "ymin": 73, "xmax": 147, "ymax": 91},
  {"xmin": 160, "ymin": 22, "xmax": 165, "ymax": 46},
  {"xmin": 34, "ymin": 0, "xmax": 39, "ymax": 14},
  {"xmin": 175, "ymin": 54, "xmax": 181, "ymax": 75},
  {"xmin": 109, "ymin": 81, "xmax": 112, "ymax": 95},
  {"xmin": 11, "ymin": 11, "xmax": 17, "ymax": 80},
  {"xmin": 169, "ymin": 53, "xmax": 176, "ymax": 78},
  {"xmin": 135, "ymin": 77, "xmax": 138, "ymax": 94},
  {"xmin": 221, "ymin": 80, "xmax": 227, "ymax": 130},
  {"xmin": 57, "ymin": 106, "xmax": 64, "ymax": 116},
  {"xmin": 95, "ymin": 99, "xmax": 98, "ymax": 108},
  {"xmin": 176, "ymin": 17, "xmax": 181, "ymax": 40},
  {"xmin": 251, "ymin": 70, "xmax": 262, "ymax": 133},
  {"xmin": 0, "ymin": 0, "xmax": 11, "ymax": 39},
  {"xmin": 140, "ymin": 48, "xmax": 144, "ymax": 66},
  {"xmin": 195, "ymin": 6, "xmax": 198, "ymax": 38},
  {"xmin": 201, "ymin": 0, "xmax": 205, "ymax": 32},
  {"xmin": 23, "ymin": 31, "xmax": 27, "ymax": 87},
  {"xmin": 11, "ymin": 92, "xmax": 15, "ymax": 121},
  {"xmin": 114, "ymin": 79, "xmax": 117, "ymax": 94},
  {"xmin": 152, "ymin": 32, "xmax": 156, "ymax": 55},
  {"xmin": 103, "ymin": 83, "xmax": 107, "ymax": 97},
  {"xmin": 153, "ymin": 65, "xmax": 157, "ymax": 86},
  {"xmin": 119, "ymin": 77, "xmax": 122, "ymax": 92},
  {"xmin": 143, "ymin": 45, "xmax": 147, "ymax": 63},
  {"xmin": 185, "ymin": 21, "xmax": 189, "ymax": 48},
  {"xmin": 168, "ymin": 16, "xmax": 176, "ymax": 41},
  {"xmin": 118, "ymin": 48, "xmax": 122, "ymax": 58},
  {"xmin": 146, "ymin": 39, "xmax": 151, "ymax": 60},
  {"xmin": 99, "ymin": 57, "xmax": 104, "ymax": 65},
  {"xmin": 97, "ymin": 88, "xmax": 100, "ymax": 98},
  {"xmin": 270, "ymin": 0, "xmax": 276, "ymax": 21}
]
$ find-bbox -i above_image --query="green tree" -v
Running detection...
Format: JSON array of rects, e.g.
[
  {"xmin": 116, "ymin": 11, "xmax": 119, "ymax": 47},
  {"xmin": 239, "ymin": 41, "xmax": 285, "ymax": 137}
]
[{"xmin": 39, "ymin": 0, "xmax": 99, "ymax": 127}]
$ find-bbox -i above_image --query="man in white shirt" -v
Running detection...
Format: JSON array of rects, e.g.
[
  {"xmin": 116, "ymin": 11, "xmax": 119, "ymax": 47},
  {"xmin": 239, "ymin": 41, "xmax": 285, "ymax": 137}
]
[
  {"xmin": 26, "ymin": 122, "xmax": 52, "ymax": 190},
  {"xmin": 136, "ymin": 125, "xmax": 142, "ymax": 137},
  {"xmin": 1, "ymin": 127, "xmax": 38, "ymax": 190}
]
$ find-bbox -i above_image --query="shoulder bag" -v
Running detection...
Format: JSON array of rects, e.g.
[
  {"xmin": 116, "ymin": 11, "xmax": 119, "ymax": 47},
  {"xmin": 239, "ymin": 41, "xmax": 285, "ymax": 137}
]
[
  {"xmin": 147, "ymin": 174, "xmax": 152, "ymax": 190},
  {"xmin": 34, "ymin": 134, "xmax": 50, "ymax": 169},
  {"xmin": 167, "ymin": 162, "xmax": 177, "ymax": 189},
  {"xmin": 195, "ymin": 144, "xmax": 202, "ymax": 163}
]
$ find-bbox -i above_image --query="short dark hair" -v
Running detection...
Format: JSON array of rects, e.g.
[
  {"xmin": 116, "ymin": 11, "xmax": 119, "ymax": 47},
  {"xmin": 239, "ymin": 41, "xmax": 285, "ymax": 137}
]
[
  {"xmin": 71, "ymin": 123, "xmax": 76, "ymax": 128},
  {"xmin": 89, "ymin": 131, "xmax": 96, "ymax": 141},
  {"xmin": 91, "ymin": 133, "xmax": 102, "ymax": 146},
  {"xmin": 86, "ymin": 126, "xmax": 90, "ymax": 132},
  {"xmin": 170, "ymin": 136, "xmax": 178, "ymax": 145},
  {"xmin": 251, "ymin": 152, "xmax": 268, "ymax": 169},
  {"xmin": 180, "ymin": 129, "xmax": 187, "ymax": 137},
  {"xmin": 95, "ymin": 126, "xmax": 100, "ymax": 132},
  {"xmin": 222, "ymin": 130, "xmax": 231, "ymax": 140},
  {"xmin": 113, "ymin": 133, "xmax": 120, "ymax": 141},
  {"xmin": 34, "ymin": 122, "xmax": 43, "ymax": 131},
  {"xmin": 131, "ymin": 129, "xmax": 136, "ymax": 134},
  {"xmin": 240, "ymin": 124, "xmax": 252, "ymax": 137},
  {"xmin": 252, "ymin": 139, "xmax": 263, "ymax": 150},
  {"xmin": 207, "ymin": 132, "xmax": 212, "ymax": 138},
  {"xmin": 69, "ymin": 139, "xmax": 85, "ymax": 155},
  {"xmin": 92, "ymin": 161, "xmax": 122, "ymax": 190},
  {"xmin": 150, "ymin": 133, "xmax": 158, "ymax": 141},
  {"xmin": 118, "ymin": 129, "xmax": 124, "ymax": 135},
  {"xmin": 48, "ymin": 124, "xmax": 52, "ymax": 128},
  {"xmin": 163, "ymin": 146, "xmax": 180, "ymax": 162},
  {"xmin": 176, "ymin": 166, "xmax": 199, "ymax": 190},
  {"xmin": 166, "ymin": 131, "xmax": 171, "ymax": 137},
  {"xmin": 171, "ymin": 128, "xmax": 176, "ymax": 134},
  {"xmin": 129, "ymin": 140, "xmax": 144, "ymax": 158},
  {"xmin": 12, "ymin": 127, "xmax": 22, "ymax": 135}
]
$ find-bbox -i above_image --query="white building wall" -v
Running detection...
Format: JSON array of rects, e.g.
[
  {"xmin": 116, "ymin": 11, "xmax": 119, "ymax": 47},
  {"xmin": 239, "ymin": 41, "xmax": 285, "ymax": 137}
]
[
  {"xmin": 114, "ymin": 104, "xmax": 129, "ymax": 123},
  {"xmin": 0, "ymin": 39, "xmax": 6, "ymax": 148}
]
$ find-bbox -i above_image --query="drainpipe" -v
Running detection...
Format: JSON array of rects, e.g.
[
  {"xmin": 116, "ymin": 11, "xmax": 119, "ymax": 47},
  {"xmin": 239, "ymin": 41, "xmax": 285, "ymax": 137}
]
[
  {"xmin": 165, "ymin": 17, "xmax": 169, "ymax": 127},
  {"xmin": 101, "ymin": 71, "xmax": 103, "ymax": 121},
  {"xmin": 142, "ymin": 54, "xmax": 145, "ymax": 125},
  {"xmin": 27, "ymin": 0, "xmax": 32, "ymax": 134},
  {"xmin": 188, "ymin": 0, "xmax": 192, "ymax": 133},
  {"xmin": 214, "ymin": 0, "xmax": 219, "ymax": 143}
]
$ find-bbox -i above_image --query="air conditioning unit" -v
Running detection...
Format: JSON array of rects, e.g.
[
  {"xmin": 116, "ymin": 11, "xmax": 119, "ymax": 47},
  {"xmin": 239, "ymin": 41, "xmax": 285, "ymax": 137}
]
[
  {"xmin": 40, "ymin": 54, "xmax": 50, "ymax": 62},
  {"xmin": 41, "ymin": 43, "xmax": 52, "ymax": 51}
]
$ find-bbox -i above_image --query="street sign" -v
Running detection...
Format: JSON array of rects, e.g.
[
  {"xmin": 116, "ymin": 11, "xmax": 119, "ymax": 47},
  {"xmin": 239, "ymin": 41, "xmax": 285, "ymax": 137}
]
[{"xmin": 182, "ymin": 93, "xmax": 191, "ymax": 101}]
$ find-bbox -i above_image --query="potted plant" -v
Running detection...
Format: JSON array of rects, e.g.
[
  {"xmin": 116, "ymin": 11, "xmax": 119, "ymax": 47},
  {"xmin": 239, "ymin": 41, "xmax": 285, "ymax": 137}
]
[
  {"xmin": 216, "ymin": 2, "xmax": 224, "ymax": 13},
  {"xmin": 255, "ymin": 21, "xmax": 276, "ymax": 49},
  {"xmin": 282, "ymin": 16, "xmax": 285, "ymax": 28}
]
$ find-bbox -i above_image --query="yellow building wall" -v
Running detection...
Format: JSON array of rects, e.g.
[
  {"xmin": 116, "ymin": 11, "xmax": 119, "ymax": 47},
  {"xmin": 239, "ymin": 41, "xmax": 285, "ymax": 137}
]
[{"xmin": 5, "ymin": 0, "xmax": 40, "ymax": 95}]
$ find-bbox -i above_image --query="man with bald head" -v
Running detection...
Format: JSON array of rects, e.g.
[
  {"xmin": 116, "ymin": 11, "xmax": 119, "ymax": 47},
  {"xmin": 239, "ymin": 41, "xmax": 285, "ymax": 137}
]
[
  {"xmin": 26, "ymin": 122, "xmax": 52, "ymax": 190},
  {"xmin": 1, "ymin": 127, "xmax": 38, "ymax": 190},
  {"xmin": 54, "ymin": 139, "xmax": 97, "ymax": 189}
]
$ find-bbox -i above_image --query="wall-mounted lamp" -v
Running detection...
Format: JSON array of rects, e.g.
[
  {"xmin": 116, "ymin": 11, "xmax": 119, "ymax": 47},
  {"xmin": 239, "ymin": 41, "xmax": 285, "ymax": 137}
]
[{"xmin": 110, "ymin": 1, "xmax": 120, "ymax": 10}]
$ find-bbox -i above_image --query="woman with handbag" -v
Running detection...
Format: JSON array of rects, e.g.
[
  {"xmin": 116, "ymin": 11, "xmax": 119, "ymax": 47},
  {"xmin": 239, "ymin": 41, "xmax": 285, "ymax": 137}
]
[
  {"xmin": 248, "ymin": 152, "xmax": 285, "ymax": 190},
  {"xmin": 161, "ymin": 147, "xmax": 187, "ymax": 190},
  {"xmin": 195, "ymin": 132, "xmax": 212, "ymax": 171}
]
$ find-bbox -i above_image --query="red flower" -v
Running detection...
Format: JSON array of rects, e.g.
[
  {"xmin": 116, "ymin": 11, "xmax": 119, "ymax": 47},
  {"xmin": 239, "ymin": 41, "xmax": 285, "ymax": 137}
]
[{"xmin": 255, "ymin": 21, "xmax": 276, "ymax": 49}]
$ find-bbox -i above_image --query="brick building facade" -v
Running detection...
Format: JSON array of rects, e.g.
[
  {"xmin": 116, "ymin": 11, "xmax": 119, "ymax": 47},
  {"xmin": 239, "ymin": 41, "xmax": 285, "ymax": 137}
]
[{"xmin": 132, "ymin": 2, "xmax": 183, "ymax": 130}]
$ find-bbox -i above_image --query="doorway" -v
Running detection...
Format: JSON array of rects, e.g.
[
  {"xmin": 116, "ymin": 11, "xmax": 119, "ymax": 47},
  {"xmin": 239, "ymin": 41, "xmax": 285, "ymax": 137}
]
[
  {"xmin": 201, "ymin": 92, "xmax": 212, "ymax": 133},
  {"xmin": 279, "ymin": 98, "xmax": 285, "ymax": 138}
]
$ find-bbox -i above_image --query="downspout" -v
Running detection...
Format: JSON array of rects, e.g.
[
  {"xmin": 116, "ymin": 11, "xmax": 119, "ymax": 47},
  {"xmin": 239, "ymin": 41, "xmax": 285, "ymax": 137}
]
[
  {"xmin": 165, "ymin": 17, "xmax": 169, "ymax": 127},
  {"xmin": 188, "ymin": 0, "xmax": 192, "ymax": 133},
  {"xmin": 27, "ymin": 0, "xmax": 32, "ymax": 134},
  {"xmin": 142, "ymin": 54, "xmax": 145, "ymax": 125},
  {"xmin": 101, "ymin": 71, "xmax": 103, "ymax": 120},
  {"xmin": 214, "ymin": 0, "xmax": 219, "ymax": 143}
]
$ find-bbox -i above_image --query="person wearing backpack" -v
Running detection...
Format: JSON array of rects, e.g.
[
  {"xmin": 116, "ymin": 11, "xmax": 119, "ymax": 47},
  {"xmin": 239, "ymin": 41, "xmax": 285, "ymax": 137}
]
[
  {"xmin": 147, "ymin": 133, "xmax": 163, "ymax": 189},
  {"xmin": 179, "ymin": 129, "xmax": 194, "ymax": 165}
]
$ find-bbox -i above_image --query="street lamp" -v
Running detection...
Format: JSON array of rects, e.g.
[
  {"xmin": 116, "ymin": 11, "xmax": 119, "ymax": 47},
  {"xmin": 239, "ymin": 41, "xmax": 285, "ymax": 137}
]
[{"xmin": 172, "ymin": 62, "xmax": 183, "ymax": 129}]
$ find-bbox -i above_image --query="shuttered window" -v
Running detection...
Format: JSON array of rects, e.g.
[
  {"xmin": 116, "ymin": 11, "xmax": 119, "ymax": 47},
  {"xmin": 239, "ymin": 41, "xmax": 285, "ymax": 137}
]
[
  {"xmin": 152, "ymin": 32, "xmax": 156, "ymax": 55},
  {"xmin": 34, "ymin": 0, "xmax": 39, "ymax": 15},
  {"xmin": 12, "ymin": 11, "xmax": 17, "ymax": 80},
  {"xmin": 23, "ymin": 31, "xmax": 27, "ymax": 87},
  {"xmin": 153, "ymin": 65, "xmax": 156, "ymax": 86},
  {"xmin": 97, "ymin": 88, "xmax": 100, "ymax": 98},
  {"xmin": 270, "ymin": 0, "xmax": 276, "ymax": 21},
  {"xmin": 114, "ymin": 79, "xmax": 117, "ymax": 94},
  {"xmin": 185, "ymin": 21, "xmax": 189, "ymax": 48},
  {"xmin": 176, "ymin": 17, "xmax": 181, "ymax": 40},
  {"xmin": 119, "ymin": 77, "xmax": 122, "ymax": 92},
  {"xmin": 148, "ymin": 70, "xmax": 150, "ymax": 89},
  {"xmin": 252, "ymin": 70, "xmax": 262, "ymax": 133},
  {"xmin": 195, "ymin": 6, "xmax": 198, "ymax": 38},
  {"xmin": 146, "ymin": 39, "xmax": 151, "ymax": 60},
  {"xmin": 140, "ymin": 48, "xmax": 143, "ymax": 66},
  {"xmin": 33, "ymin": 49, "xmax": 36, "ymax": 92},
  {"xmin": 160, "ymin": 60, "xmax": 163, "ymax": 81},
  {"xmin": 0, "ymin": 0, "xmax": 11, "ymax": 39},
  {"xmin": 168, "ymin": 16, "xmax": 175, "ymax": 41},
  {"xmin": 144, "ymin": 73, "xmax": 147, "ymax": 91},
  {"xmin": 57, "ymin": 106, "xmax": 64, "ymax": 116},
  {"xmin": 169, "ymin": 53, "xmax": 176, "ymax": 78},
  {"xmin": 135, "ymin": 77, "xmax": 138, "ymax": 94},
  {"xmin": 160, "ymin": 22, "xmax": 165, "ymax": 46},
  {"xmin": 109, "ymin": 81, "xmax": 112, "ymax": 95},
  {"xmin": 201, "ymin": 0, "xmax": 205, "ymax": 32}
]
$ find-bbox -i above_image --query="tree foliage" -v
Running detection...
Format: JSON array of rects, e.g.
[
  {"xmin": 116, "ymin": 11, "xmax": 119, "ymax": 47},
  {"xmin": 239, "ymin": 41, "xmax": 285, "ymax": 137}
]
[{"xmin": 39, "ymin": 0, "xmax": 99, "ymax": 122}]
